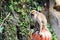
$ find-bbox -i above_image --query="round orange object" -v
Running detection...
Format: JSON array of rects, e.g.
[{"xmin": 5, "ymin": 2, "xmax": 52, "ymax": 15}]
[
  {"xmin": 40, "ymin": 29, "xmax": 52, "ymax": 40},
  {"xmin": 32, "ymin": 31, "xmax": 41, "ymax": 40},
  {"xmin": 32, "ymin": 29, "xmax": 52, "ymax": 40}
]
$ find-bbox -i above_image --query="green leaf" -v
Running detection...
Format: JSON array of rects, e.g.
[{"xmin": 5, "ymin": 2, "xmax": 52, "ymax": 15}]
[
  {"xmin": 37, "ymin": 6, "xmax": 42, "ymax": 11},
  {"xmin": 20, "ymin": 23, "xmax": 23, "ymax": 26},
  {"xmin": 9, "ymin": 5, "xmax": 14, "ymax": 11},
  {"xmin": 0, "ymin": 18, "xmax": 2, "ymax": 23},
  {"xmin": 31, "ymin": 29, "xmax": 34, "ymax": 33},
  {"xmin": 26, "ymin": 0, "xmax": 30, "ymax": 3},
  {"xmin": 0, "ymin": 26, "xmax": 4, "ymax": 33},
  {"xmin": 17, "ymin": 8, "xmax": 21, "ymax": 12},
  {"xmin": 14, "ymin": 2, "xmax": 18, "ymax": 5},
  {"xmin": 13, "ymin": 26, "xmax": 16, "ymax": 31}
]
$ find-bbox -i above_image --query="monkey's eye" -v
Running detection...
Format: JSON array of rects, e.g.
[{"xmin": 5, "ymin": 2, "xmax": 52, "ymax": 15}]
[{"xmin": 31, "ymin": 14, "xmax": 34, "ymax": 16}]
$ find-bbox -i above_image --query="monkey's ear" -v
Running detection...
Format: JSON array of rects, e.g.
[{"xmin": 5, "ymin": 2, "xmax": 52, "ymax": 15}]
[{"xmin": 30, "ymin": 10, "xmax": 36, "ymax": 14}]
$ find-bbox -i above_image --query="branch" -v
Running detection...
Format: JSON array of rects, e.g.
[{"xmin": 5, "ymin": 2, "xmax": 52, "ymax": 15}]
[{"xmin": 0, "ymin": 13, "xmax": 10, "ymax": 27}]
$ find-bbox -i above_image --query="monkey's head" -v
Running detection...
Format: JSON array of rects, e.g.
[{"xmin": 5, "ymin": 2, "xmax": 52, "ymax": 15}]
[
  {"xmin": 30, "ymin": 10, "xmax": 38, "ymax": 22},
  {"xmin": 30, "ymin": 10, "xmax": 36, "ymax": 16}
]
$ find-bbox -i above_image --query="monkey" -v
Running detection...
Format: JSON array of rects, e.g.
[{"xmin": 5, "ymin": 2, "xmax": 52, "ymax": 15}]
[{"xmin": 30, "ymin": 10, "xmax": 48, "ymax": 35}]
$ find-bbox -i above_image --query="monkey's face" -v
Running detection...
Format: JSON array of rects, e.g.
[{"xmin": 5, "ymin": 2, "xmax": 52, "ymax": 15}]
[{"xmin": 30, "ymin": 10, "xmax": 37, "ymax": 22}]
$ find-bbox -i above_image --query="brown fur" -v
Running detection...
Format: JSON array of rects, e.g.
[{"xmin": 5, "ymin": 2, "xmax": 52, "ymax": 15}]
[{"xmin": 30, "ymin": 10, "xmax": 48, "ymax": 33}]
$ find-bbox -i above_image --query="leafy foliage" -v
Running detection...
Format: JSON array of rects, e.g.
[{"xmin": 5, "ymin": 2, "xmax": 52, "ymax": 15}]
[{"xmin": 47, "ymin": 24, "xmax": 57, "ymax": 40}]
